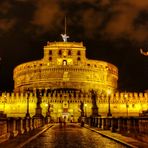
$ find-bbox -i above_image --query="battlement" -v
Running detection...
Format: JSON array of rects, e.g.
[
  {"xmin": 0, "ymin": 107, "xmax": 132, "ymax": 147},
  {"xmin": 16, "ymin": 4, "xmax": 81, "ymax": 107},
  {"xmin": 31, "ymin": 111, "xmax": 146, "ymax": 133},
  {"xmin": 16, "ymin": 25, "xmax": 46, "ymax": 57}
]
[
  {"xmin": 100, "ymin": 92, "xmax": 148, "ymax": 104},
  {"xmin": 0, "ymin": 91, "xmax": 147, "ymax": 118},
  {"xmin": 109, "ymin": 92, "xmax": 148, "ymax": 98},
  {"xmin": 0, "ymin": 91, "xmax": 147, "ymax": 103},
  {"xmin": 45, "ymin": 41, "xmax": 84, "ymax": 48}
]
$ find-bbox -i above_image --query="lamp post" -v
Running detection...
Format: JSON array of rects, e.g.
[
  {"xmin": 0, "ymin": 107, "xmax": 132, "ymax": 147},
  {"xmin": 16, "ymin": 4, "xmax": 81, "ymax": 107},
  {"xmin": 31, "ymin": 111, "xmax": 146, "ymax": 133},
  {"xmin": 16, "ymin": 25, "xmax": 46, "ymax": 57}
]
[
  {"xmin": 107, "ymin": 90, "xmax": 112, "ymax": 117},
  {"xmin": 146, "ymin": 93, "xmax": 148, "ymax": 111},
  {"xmin": 126, "ymin": 103, "xmax": 129, "ymax": 117},
  {"xmin": 26, "ymin": 89, "xmax": 30, "ymax": 118},
  {"xmin": 3, "ymin": 93, "xmax": 7, "ymax": 113},
  {"xmin": 46, "ymin": 98, "xmax": 51, "ymax": 117},
  {"xmin": 84, "ymin": 103, "xmax": 87, "ymax": 117},
  {"xmin": 124, "ymin": 93, "xmax": 128, "ymax": 117},
  {"xmin": 80, "ymin": 101, "xmax": 84, "ymax": 117}
]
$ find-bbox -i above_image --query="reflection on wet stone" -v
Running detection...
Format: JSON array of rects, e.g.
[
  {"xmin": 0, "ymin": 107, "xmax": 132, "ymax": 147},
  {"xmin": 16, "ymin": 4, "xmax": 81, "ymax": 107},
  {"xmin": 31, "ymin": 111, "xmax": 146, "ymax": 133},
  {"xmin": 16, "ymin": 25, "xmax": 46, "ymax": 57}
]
[{"xmin": 23, "ymin": 124, "xmax": 127, "ymax": 148}]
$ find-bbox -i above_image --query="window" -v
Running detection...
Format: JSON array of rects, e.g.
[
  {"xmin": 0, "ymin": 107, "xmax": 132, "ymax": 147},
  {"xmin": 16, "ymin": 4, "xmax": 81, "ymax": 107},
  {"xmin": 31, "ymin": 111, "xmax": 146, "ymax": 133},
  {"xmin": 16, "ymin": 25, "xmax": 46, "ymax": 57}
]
[
  {"xmin": 77, "ymin": 50, "xmax": 81, "ymax": 55},
  {"xmin": 77, "ymin": 57, "xmax": 81, "ymax": 61},
  {"xmin": 59, "ymin": 50, "xmax": 62, "ymax": 55},
  {"xmin": 49, "ymin": 50, "xmax": 52, "ymax": 55},
  {"xmin": 68, "ymin": 50, "xmax": 71, "ymax": 55},
  {"xmin": 49, "ymin": 57, "xmax": 52, "ymax": 61},
  {"xmin": 63, "ymin": 60, "xmax": 67, "ymax": 65}
]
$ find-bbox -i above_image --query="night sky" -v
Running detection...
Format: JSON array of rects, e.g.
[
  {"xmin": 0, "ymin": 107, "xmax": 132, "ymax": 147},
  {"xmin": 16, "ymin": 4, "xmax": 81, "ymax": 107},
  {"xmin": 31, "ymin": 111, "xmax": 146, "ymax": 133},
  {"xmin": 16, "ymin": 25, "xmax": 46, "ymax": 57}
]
[{"xmin": 0, "ymin": 0, "xmax": 148, "ymax": 92}]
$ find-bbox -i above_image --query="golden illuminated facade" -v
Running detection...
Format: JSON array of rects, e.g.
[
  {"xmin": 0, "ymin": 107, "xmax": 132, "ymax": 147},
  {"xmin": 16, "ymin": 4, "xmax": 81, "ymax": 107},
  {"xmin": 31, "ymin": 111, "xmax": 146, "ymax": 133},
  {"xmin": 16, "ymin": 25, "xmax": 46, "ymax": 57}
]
[
  {"xmin": 0, "ymin": 91, "xmax": 148, "ymax": 122},
  {"xmin": 13, "ymin": 41, "xmax": 118, "ymax": 93},
  {"xmin": 12, "ymin": 41, "xmax": 118, "ymax": 121},
  {"xmin": 0, "ymin": 40, "xmax": 147, "ymax": 122}
]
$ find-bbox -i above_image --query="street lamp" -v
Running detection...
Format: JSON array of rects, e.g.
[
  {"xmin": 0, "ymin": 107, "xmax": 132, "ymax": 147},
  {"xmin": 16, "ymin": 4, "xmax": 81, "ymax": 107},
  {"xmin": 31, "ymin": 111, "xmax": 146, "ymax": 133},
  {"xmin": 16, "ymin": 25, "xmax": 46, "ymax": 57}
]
[
  {"xmin": 147, "ymin": 94, "xmax": 148, "ymax": 111},
  {"xmin": 46, "ymin": 98, "xmax": 51, "ymax": 117},
  {"xmin": 107, "ymin": 90, "xmax": 112, "ymax": 117},
  {"xmin": 84, "ymin": 103, "xmax": 87, "ymax": 117},
  {"xmin": 80, "ymin": 101, "xmax": 84, "ymax": 117},
  {"xmin": 26, "ymin": 89, "xmax": 30, "ymax": 118},
  {"xmin": 124, "ymin": 93, "xmax": 128, "ymax": 117},
  {"xmin": 3, "ymin": 93, "xmax": 7, "ymax": 113}
]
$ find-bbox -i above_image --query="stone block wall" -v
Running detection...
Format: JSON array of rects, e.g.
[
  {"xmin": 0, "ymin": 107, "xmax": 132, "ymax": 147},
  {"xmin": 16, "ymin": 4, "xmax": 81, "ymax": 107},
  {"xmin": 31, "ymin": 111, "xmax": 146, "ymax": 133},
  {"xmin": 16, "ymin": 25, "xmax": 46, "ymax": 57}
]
[{"xmin": 0, "ymin": 91, "xmax": 147, "ymax": 119}]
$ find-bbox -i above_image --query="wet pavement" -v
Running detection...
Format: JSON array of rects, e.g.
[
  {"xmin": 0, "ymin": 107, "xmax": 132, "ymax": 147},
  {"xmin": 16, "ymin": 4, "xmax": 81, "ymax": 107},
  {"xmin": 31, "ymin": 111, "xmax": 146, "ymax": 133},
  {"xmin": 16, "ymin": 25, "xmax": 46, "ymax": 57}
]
[
  {"xmin": 86, "ymin": 126, "xmax": 148, "ymax": 148},
  {"xmin": 23, "ymin": 123, "xmax": 128, "ymax": 148},
  {"xmin": 0, "ymin": 124, "xmax": 53, "ymax": 148}
]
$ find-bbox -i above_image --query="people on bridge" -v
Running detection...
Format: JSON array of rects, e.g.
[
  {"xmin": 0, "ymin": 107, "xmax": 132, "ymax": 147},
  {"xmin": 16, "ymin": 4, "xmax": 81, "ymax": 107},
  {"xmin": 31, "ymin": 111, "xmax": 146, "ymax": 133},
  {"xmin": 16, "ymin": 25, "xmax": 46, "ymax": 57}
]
[
  {"xmin": 63, "ymin": 116, "xmax": 67, "ymax": 128},
  {"xmin": 59, "ymin": 117, "xmax": 63, "ymax": 128}
]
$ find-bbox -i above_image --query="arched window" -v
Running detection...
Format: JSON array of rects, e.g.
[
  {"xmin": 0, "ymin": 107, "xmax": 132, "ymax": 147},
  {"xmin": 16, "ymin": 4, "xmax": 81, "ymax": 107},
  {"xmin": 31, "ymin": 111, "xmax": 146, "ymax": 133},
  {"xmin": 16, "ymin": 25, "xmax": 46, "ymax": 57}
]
[
  {"xmin": 77, "ymin": 57, "xmax": 81, "ymax": 61},
  {"xmin": 63, "ymin": 60, "xmax": 67, "ymax": 65},
  {"xmin": 49, "ymin": 57, "xmax": 52, "ymax": 61},
  {"xmin": 59, "ymin": 50, "xmax": 62, "ymax": 55},
  {"xmin": 49, "ymin": 50, "xmax": 52, "ymax": 55},
  {"xmin": 68, "ymin": 50, "xmax": 71, "ymax": 55},
  {"xmin": 77, "ymin": 50, "xmax": 81, "ymax": 55}
]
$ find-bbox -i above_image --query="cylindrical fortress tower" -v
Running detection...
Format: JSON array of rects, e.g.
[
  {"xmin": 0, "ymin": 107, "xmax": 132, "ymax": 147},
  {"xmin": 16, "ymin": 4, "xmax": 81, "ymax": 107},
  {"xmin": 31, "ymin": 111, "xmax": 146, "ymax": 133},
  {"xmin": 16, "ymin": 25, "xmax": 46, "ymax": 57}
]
[{"xmin": 13, "ymin": 41, "xmax": 118, "ymax": 94}]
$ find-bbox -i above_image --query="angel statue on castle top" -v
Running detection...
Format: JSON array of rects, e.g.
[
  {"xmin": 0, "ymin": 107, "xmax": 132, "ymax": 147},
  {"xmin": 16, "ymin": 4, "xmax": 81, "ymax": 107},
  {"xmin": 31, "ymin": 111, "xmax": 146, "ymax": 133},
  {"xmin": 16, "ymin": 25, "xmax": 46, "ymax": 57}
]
[{"xmin": 61, "ymin": 34, "xmax": 69, "ymax": 42}]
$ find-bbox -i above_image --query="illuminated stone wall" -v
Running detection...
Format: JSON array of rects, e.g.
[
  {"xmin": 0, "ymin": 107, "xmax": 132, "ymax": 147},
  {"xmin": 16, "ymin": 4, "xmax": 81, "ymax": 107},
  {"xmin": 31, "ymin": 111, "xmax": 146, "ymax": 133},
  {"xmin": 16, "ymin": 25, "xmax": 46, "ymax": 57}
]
[
  {"xmin": 11, "ymin": 41, "xmax": 147, "ymax": 120},
  {"xmin": 0, "ymin": 92, "xmax": 147, "ymax": 122},
  {"xmin": 13, "ymin": 42, "xmax": 118, "ymax": 93}
]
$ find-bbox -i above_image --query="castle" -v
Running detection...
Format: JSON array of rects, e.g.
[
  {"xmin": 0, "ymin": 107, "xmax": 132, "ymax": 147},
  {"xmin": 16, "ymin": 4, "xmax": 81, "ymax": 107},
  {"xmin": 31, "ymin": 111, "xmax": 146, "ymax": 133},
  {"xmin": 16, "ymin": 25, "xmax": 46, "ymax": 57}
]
[{"xmin": 0, "ymin": 37, "xmax": 147, "ymax": 122}]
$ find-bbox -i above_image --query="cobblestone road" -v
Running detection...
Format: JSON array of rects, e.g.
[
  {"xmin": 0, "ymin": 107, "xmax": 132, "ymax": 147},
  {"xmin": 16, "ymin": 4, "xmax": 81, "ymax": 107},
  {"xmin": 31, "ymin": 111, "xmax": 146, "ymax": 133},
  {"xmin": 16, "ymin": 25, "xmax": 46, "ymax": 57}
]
[{"xmin": 23, "ymin": 123, "xmax": 128, "ymax": 148}]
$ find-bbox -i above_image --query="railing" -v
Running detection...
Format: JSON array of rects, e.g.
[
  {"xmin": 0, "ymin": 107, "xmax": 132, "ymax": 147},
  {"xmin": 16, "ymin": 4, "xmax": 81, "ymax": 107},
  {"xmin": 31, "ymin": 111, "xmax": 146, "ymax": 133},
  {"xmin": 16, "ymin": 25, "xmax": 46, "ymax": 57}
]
[
  {"xmin": 0, "ymin": 113, "xmax": 50, "ymax": 143},
  {"xmin": 84, "ymin": 116, "xmax": 148, "ymax": 142}
]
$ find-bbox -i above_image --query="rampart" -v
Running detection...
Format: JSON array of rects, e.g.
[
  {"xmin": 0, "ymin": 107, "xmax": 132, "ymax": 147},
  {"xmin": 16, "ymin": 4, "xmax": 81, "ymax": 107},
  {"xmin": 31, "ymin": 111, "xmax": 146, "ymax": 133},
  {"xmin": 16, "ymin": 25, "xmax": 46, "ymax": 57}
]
[{"xmin": 0, "ymin": 91, "xmax": 147, "ymax": 120}]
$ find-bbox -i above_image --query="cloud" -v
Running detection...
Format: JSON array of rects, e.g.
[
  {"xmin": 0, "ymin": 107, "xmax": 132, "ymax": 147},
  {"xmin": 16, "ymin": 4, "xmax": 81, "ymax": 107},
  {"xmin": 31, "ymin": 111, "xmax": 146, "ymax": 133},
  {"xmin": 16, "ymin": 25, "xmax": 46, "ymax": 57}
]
[
  {"xmin": 102, "ymin": 3, "xmax": 135, "ymax": 38},
  {"xmin": 30, "ymin": 0, "xmax": 103, "ymax": 36},
  {"xmin": 31, "ymin": 0, "xmax": 64, "ymax": 33},
  {"xmin": 101, "ymin": 0, "xmax": 148, "ymax": 43},
  {"xmin": 0, "ymin": 1, "xmax": 16, "ymax": 31},
  {"xmin": 0, "ymin": 19, "xmax": 16, "ymax": 31},
  {"xmin": 0, "ymin": 0, "xmax": 147, "ymax": 43},
  {"xmin": 0, "ymin": 1, "xmax": 12, "ymax": 15},
  {"xmin": 128, "ymin": 0, "xmax": 148, "ymax": 10},
  {"xmin": 100, "ymin": 0, "xmax": 110, "ymax": 6},
  {"xmin": 82, "ymin": 9, "xmax": 103, "ymax": 37},
  {"xmin": 15, "ymin": 0, "xmax": 29, "ymax": 2}
]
